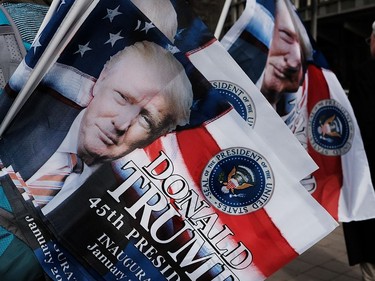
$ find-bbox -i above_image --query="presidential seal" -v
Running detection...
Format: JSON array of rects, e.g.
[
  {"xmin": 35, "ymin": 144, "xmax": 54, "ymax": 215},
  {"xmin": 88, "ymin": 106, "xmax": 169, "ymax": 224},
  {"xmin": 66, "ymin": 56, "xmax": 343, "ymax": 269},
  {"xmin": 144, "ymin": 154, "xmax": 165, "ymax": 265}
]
[
  {"xmin": 210, "ymin": 80, "xmax": 256, "ymax": 127},
  {"xmin": 308, "ymin": 99, "xmax": 354, "ymax": 156},
  {"xmin": 201, "ymin": 147, "xmax": 274, "ymax": 215}
]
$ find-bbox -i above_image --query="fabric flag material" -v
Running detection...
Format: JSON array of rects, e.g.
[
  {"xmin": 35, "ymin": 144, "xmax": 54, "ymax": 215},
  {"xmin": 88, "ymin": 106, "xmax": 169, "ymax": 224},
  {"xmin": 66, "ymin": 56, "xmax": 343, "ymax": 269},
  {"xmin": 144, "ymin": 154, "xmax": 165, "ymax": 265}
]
[
  {"xmin": 186, "ymin": 39, "xmax": 316, "ymax": 182},
  {"xmin": 44, "ymin": 107, "xmax": 337, "ymax": 281},
  {"xmin": 0, "ymin": 0, "xmax": 337, "ymax": 280},
  {"xmin": 221, "ymin": 0, "xmax": 375, "ymax": 222}
]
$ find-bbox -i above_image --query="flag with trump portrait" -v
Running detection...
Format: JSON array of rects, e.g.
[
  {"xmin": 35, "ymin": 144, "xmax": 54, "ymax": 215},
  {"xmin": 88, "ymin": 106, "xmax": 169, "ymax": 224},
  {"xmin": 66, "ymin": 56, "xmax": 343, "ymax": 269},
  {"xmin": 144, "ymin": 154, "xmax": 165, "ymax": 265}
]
[
  {"xmin": 0, "ymin": 0, "xmax": 337, "ymax": 280},
  {"xmin": 221, "ymin": 0, "xmax": 375, "ymax": 222}
]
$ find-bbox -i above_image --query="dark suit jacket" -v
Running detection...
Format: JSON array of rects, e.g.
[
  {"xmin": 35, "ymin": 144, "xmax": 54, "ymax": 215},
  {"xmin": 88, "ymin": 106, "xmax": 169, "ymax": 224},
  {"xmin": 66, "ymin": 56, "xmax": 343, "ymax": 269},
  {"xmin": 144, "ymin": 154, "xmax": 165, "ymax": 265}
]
[
  {"xmin": 43, "ymin": 162, "xmax": 135, "ymax": 277},
  {"xmin": 0, "ymin": 85, "xmax": 82, "ymax": 181}
]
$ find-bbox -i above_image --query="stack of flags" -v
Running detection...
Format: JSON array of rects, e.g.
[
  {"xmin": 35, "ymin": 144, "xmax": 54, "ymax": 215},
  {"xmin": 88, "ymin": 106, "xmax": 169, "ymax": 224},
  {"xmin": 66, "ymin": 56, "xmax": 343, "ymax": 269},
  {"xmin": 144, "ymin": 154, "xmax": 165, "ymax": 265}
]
[{"xmin": 0, "ymin": 0, "xmax": 367, "ymax": 280}]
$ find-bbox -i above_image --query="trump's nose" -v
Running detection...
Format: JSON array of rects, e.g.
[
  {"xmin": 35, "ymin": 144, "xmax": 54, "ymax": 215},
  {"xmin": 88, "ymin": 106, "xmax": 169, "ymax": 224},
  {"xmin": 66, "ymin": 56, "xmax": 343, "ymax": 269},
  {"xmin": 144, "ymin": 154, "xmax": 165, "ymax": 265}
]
[
  {"xmin": 284, "ymin": 44, "xmax": 301, "ymax": 71},
  {"xmin": 112, "ymin": 105, "xmax": 140, "ymax": 134}
]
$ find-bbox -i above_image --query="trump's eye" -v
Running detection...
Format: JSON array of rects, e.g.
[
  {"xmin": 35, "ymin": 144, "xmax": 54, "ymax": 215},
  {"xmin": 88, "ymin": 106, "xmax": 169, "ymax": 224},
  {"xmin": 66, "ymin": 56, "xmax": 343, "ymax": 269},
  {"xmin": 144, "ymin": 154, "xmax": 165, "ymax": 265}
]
[
  {"xmin": 114, "ymin": 91, "xmax": 129, "ymax": 105},
  {"xmin": 139, "ymin": 112, "xmax": 152, "ymax": 131},
  {"xmin": 279, "ymin": 29, "xmax": 296, "ymax": 45}
]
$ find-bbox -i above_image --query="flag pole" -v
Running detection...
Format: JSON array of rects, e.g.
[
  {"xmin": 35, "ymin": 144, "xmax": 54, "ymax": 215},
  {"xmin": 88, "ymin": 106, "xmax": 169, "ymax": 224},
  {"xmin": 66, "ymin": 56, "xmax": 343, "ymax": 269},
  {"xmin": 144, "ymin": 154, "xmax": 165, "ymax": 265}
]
[
  {"xmin": 214, "ymin": 0, "xmax": 232, "ymax": 39},
  {"xmin": 35, "ymin": 0, "xmax": 61, "ymax": 39}
]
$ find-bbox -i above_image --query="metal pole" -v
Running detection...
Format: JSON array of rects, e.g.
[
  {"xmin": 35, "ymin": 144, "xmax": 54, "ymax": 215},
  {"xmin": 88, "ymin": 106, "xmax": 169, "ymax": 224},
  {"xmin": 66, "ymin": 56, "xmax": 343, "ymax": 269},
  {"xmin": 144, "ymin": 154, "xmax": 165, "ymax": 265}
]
[
  {"xmin": 214, "ymin": 0, "xmax": 233, "ymax": 39},
  {"xmin": 311, "ymin": 0, "xmax": 318, "ymax": 41}
]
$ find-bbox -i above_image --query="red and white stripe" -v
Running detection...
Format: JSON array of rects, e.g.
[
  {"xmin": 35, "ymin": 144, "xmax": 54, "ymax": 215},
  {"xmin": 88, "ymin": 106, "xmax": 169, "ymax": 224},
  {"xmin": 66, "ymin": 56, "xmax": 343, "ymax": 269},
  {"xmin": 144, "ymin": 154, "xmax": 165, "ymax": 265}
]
[
  {"xmin": 114, "ymin": 108, "xmax": 337, "ymax": 280},
  {"xmin": 307, "ymin": 66, "xmax": 375, "ymax": 221}
]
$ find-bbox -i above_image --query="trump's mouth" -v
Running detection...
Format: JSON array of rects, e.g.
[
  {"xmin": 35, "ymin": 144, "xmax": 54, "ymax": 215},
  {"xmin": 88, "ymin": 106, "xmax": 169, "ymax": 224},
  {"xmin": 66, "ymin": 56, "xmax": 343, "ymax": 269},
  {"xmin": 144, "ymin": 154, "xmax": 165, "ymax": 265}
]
[
  {"xmin": 97, "ymin": 125, "xmax": 118, "ymax": 145},
  {"xmin": 272, "ymin": 65, "xmax": 287, "ymax": 79}
]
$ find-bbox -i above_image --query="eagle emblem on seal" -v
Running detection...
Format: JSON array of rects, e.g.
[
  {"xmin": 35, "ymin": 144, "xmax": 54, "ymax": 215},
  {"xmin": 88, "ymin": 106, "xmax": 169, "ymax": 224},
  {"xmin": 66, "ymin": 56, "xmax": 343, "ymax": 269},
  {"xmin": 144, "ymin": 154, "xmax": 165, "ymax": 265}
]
[
  {"xmin": 318, "ymin": 114, "xmax": 342, "ymax": 140},
  {"xmin": 221, "ymin": 165, "xmax": 254, "ymax": 195}
]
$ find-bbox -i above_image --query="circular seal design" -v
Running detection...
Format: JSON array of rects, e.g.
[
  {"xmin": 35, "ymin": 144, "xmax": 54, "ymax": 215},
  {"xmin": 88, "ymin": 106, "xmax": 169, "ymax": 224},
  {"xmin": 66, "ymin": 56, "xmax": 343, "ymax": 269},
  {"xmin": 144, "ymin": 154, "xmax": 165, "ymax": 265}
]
[
  {"xmin": 308, "ymin": 99, "xmax": 354, "ymax": 156},
  {"xmin": 210, "ymin": 80, "xmax": 256, "ymax": 127},
  {"xmin": 201, "ymin": 147, "xmax": 274, "ymax": 215}
]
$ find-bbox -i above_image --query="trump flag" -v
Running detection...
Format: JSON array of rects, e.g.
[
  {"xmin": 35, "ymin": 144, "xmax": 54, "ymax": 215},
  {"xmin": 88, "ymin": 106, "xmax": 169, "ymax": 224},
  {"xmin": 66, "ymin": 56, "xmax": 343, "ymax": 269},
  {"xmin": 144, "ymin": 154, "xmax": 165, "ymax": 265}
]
[
  {"xmin": 0, "ymin": 0, "xmax": 337, "ymax": 280},
  {"xmin": 221, "ymin": 0, "xmax": 375, "ymax": 222}
]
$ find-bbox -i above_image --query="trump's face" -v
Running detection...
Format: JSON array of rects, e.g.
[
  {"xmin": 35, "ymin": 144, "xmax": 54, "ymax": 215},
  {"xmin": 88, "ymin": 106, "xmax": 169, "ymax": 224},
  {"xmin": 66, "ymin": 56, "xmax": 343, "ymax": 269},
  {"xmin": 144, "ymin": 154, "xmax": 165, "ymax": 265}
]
[
  {"xmin": 77, "ymin": 53, "xmax": 171, "ymax": 165},
  {"xmin": 261, "ymin": 0, "xmax": 303, "ymax": 101}
]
